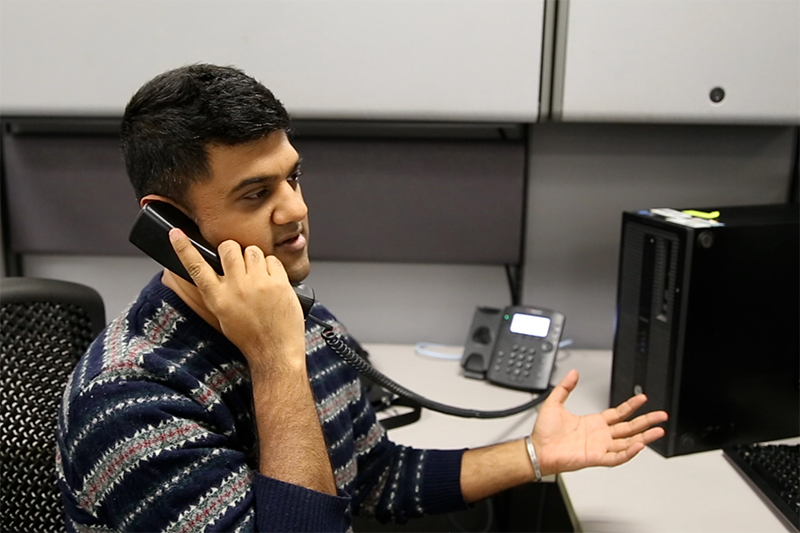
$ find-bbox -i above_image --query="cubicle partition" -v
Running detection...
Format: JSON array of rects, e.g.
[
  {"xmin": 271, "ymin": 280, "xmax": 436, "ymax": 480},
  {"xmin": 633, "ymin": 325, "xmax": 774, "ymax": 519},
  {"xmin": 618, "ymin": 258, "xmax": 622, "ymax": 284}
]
[{"xmin": 1, "ymin": 118, "xmax": 527, "ymax": 284}]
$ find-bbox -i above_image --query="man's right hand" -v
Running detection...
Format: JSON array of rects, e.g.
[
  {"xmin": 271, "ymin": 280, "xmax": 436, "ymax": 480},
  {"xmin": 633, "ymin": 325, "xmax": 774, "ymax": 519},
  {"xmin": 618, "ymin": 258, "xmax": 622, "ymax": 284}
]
[
  {"xmin": 168, "ymin": 228, "xmax": 306, "ymax": 375},
  {"xmin": 169, "ymin": 228, "xmax": 337, "ymax": 496}
]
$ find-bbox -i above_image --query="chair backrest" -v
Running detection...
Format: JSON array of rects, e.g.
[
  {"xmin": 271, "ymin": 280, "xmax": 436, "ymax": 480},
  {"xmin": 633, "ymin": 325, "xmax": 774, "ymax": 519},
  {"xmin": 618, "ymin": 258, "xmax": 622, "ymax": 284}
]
[{"xmin": 0, "ymin": 277, "xmax": 105, "ymax": 532}]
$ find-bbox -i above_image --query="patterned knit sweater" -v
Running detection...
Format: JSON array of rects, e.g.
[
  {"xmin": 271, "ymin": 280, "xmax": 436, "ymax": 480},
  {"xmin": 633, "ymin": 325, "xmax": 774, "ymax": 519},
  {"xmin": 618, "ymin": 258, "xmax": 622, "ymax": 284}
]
[{"xmin": 56, "ymin": 275, "xmax": 467, "ymax": 532}]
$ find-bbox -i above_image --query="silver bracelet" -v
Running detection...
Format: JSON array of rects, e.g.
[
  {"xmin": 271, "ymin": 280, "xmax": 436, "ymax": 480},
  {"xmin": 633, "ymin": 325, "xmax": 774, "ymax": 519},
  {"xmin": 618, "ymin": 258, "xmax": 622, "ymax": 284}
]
[{"xmin": 524, "ymin": 435, "xmax": 542, "ymax": 482}]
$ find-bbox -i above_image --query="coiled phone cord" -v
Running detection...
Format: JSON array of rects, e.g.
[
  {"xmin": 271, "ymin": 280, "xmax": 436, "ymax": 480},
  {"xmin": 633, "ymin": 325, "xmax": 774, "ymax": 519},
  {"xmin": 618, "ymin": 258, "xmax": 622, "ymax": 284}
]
[{"xmin": 310, "ymin": 315, "xmax": 553, "ymax": 419}]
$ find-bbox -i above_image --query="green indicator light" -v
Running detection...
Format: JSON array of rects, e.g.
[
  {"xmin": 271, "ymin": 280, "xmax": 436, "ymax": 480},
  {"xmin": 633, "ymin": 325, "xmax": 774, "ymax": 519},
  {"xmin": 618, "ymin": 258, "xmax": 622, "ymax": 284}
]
[{"xmin": 504, "ymin": 314, "xmax": 510, "ymax": 320}]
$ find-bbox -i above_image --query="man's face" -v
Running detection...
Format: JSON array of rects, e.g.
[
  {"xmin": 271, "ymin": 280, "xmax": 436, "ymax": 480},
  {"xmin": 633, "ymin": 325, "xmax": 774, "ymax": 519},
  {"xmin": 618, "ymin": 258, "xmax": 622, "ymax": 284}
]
[{"xmin": 186, "ymin": 130, "xmax": 310, "ymax": 282}]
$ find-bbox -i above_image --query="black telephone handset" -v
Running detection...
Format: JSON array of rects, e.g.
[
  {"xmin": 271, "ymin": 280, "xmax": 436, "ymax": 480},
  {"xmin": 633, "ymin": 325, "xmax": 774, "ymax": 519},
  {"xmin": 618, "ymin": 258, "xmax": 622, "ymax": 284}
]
[
  {"xmin": 461, "ymin": 305, "xmax": 565, "ymax": 392},
  {"xmin": 128, "ymin": 201, "xmax": 315, "ymax": 318}
]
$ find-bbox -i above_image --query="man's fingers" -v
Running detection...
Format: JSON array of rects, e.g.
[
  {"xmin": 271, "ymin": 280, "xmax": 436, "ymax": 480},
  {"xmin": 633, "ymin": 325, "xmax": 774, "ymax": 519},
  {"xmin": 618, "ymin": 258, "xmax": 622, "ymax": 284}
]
[
  {"xmin": 264, "ymin": 255, "xmax": 289, "ymax": 281},
  {"xmin": 603, "ymin": 393, "xmax": 650, "ymax": 425},
  {"xmin": 609, "ymin": 410, "xmax": 669, "ymax": 439},
  {"xmin": 607, "ymin": 426, "xmax": 666, "ymax": 454},
  {"xmin": 218, "ymin": 240, "xmax": 246, "ymax": 278},
  {"xmin": 169, "ymin": 228, "xmax": 218, "ymax": 289},
  {"xmin": 547, "ymin": 369, "xmax": 580, "ymax": 405},
  {"xmin": 243, "ymin": 245, "xmax": 265, "ymax": 273},
  {"xmin": 639, "ymin": 426, "xmax": 667, "ymax": 445},
  {"xmin": 600, "ymin": 442, "xmax": 646, "ymax": 467}
]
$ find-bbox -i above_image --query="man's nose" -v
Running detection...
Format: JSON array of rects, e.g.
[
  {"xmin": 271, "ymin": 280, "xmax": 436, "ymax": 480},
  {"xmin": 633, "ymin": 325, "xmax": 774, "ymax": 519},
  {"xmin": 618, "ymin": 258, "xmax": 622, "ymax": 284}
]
[{"xmin": 273, "ymin": 182, "xmax": 308, "ymax": 225}]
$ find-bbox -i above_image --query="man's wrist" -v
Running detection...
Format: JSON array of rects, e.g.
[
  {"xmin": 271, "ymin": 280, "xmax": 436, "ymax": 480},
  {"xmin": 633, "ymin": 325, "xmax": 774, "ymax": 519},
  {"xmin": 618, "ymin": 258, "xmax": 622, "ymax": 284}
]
[
  {"xmin": 242, "ymin": 342, "xmax": 307, "ymax": 376},
  {"xmin": 524, "ymin": 436, "xmax": 542, "ymax": 482}
]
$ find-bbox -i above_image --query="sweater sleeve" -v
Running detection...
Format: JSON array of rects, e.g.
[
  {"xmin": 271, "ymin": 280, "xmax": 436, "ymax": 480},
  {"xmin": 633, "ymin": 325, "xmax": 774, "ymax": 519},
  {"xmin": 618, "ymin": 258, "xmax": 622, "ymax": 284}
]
[
  {"xmin": 301, "ymin": 306, "xmax": 470, "ymax": 525},
  {"xmin": 344, "ymin": 369, "xmax": 469, "ymax": 523},
  {"xmin": 253, "ymin": 474, "xmax": 351, "ymax": 532},
  {"xmin": 57, "ymin": 339, "xmax": 352, "ymax": 532}
]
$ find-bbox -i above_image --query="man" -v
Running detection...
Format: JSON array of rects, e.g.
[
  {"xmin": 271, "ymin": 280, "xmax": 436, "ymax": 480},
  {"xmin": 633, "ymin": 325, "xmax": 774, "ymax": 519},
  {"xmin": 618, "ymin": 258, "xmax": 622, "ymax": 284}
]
[{"xmin": 57, "ymin": 64, "xmax": 668, "ymax": 532}]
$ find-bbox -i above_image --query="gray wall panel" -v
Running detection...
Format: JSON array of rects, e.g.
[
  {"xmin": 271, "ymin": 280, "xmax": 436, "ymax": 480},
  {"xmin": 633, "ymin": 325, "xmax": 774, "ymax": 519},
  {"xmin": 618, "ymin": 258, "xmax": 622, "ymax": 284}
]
[
  {"xmin": 5, "ymin": 123, "xmax": 795, "ymax": 348},
  {"xmin": 3, "ymin": 124, "xmax": 526, "ymax": 265},
  {"xmin": 522, "ymin": 123, "xmax": 794, "ymax": 349},
  {"xmin": 297, "ymin": 138, "xmax": 526, "ymax": 264},
  {"xmin": 3, "ymin": 133, "xmax": 138, "ymax": 255}
]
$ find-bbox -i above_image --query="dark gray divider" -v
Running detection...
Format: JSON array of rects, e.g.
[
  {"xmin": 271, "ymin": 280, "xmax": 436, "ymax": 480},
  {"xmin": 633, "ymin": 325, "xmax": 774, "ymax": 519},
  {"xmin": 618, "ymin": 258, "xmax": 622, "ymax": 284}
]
[
  {"xmin": 295, "ymin": 136, "xmax": 525, "ymax": 264},
  {"xmin": 3, "ymin": 128, "xmax": 139, "ymax": 255},
  {"xmin": 2, "ymin": 119, "xmax": 526, "ymax": 264}
]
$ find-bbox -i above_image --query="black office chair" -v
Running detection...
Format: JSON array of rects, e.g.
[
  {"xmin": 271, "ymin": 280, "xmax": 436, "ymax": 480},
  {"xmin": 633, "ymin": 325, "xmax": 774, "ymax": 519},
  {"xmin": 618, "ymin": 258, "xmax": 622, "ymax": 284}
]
[{"xmin": 0, "ymin": 277, "xmax": 105, "ymax": 533}]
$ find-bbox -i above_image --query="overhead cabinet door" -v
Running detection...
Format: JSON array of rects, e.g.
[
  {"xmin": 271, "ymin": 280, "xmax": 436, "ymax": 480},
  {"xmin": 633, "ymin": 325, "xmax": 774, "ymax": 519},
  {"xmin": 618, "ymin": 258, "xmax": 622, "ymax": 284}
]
[
  {"xmin": 553, "ymin": 0, "xmax": 800, "ymax": 123},
  {"xmin": 0, "ymin": 0, "xmax": 546, "ymax": 122}
]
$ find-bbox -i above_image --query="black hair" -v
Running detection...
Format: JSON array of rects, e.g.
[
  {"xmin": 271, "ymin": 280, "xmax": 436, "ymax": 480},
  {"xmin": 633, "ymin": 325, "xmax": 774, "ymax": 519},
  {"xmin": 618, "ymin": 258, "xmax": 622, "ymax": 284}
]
[{"xmin": 120, "ymin": 63, "xmax": 291, "ymax": 207}]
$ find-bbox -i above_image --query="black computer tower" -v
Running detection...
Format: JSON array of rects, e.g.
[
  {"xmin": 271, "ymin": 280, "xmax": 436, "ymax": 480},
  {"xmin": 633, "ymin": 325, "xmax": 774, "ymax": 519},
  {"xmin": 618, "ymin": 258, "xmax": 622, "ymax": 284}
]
[{"xmin": 610, "ymin": 204, "xmax": 799, "ymax": 457}]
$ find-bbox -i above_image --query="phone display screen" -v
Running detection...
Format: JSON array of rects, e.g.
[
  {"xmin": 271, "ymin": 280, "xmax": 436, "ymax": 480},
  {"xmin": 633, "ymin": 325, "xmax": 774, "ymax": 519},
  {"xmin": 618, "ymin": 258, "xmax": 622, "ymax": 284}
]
[{"xmin": 509, "ymin": 313, "xmax": 551, "ymax": 337}]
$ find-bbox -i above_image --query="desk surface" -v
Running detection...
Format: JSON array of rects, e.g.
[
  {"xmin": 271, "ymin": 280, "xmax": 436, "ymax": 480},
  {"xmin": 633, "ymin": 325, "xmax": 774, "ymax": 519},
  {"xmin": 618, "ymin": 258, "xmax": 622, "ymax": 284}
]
[{"xmin": 363, "ymin": 344, "xmax": 795, "ymax": 533}]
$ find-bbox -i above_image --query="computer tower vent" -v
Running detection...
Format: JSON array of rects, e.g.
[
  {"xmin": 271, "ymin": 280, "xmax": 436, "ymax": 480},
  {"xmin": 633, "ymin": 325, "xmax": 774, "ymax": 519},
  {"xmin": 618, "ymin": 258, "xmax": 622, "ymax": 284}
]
[{"xmin": 614, "ymin": 224, "xmax": 681, "ymax": 427}]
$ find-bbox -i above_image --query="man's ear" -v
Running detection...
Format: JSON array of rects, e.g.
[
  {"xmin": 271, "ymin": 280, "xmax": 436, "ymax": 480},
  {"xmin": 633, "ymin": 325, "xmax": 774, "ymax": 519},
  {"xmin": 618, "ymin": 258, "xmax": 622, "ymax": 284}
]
[{"xmin": 139, "ymin": 194, "xmax": 191, "ymax": 217}]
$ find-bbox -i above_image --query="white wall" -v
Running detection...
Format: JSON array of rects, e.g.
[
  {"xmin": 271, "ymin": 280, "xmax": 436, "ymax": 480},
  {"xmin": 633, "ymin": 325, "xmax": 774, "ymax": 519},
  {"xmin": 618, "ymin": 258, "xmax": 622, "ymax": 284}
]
[{"xmin": 21, "ymin": 254, "xmax": 512, "ymax": 346}]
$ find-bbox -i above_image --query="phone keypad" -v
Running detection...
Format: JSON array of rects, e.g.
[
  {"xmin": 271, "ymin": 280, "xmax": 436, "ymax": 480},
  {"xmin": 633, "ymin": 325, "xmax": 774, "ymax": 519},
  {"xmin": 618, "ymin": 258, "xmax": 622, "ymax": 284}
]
[
  {"xmin": 485, "ymin": 307, "xmax": 565, "ymax": 392},
  {"xmin": 492, "ymin": 347, "xmax": 539, "ymax": 382}
]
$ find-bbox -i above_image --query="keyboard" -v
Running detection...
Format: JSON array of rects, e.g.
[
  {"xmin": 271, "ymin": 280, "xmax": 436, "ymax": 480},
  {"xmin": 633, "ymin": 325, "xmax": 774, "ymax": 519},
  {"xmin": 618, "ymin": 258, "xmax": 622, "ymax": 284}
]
[{"xmin": 723, "ymin": 443, "xmax": 799, "ymax": 531}]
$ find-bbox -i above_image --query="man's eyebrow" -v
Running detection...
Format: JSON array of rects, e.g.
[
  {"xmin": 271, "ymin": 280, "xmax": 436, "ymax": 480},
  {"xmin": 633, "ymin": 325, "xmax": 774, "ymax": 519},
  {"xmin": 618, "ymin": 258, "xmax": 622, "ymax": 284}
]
[{"xmin": 229, "ymin": 158, "xmax": 302, "ymax": 196}]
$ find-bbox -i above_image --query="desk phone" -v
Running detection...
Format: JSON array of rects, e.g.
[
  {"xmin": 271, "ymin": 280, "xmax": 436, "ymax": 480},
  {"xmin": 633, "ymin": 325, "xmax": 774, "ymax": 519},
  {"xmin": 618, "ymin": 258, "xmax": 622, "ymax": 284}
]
[{"xmin": 461, "ymin": 306, "xmax": 565, "ymax": 392}]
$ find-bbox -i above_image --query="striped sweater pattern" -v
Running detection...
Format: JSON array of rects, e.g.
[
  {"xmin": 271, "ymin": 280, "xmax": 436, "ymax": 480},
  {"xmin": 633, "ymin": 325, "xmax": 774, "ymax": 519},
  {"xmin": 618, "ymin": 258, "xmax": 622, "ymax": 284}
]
[{"xmin": 56, "ymin": 275, "xmax": 466, "ymax": 532}]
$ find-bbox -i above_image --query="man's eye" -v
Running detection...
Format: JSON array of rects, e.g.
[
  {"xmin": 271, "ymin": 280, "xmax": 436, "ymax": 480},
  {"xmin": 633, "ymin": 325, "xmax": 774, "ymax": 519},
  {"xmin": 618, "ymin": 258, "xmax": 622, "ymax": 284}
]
[
  {"xmin": 243, "ymin": 189, "xmax": 268, "ymax": 201},
  {"xmin": 288, "ymin": 170, "xmax": 303, "ymax": 188}
]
